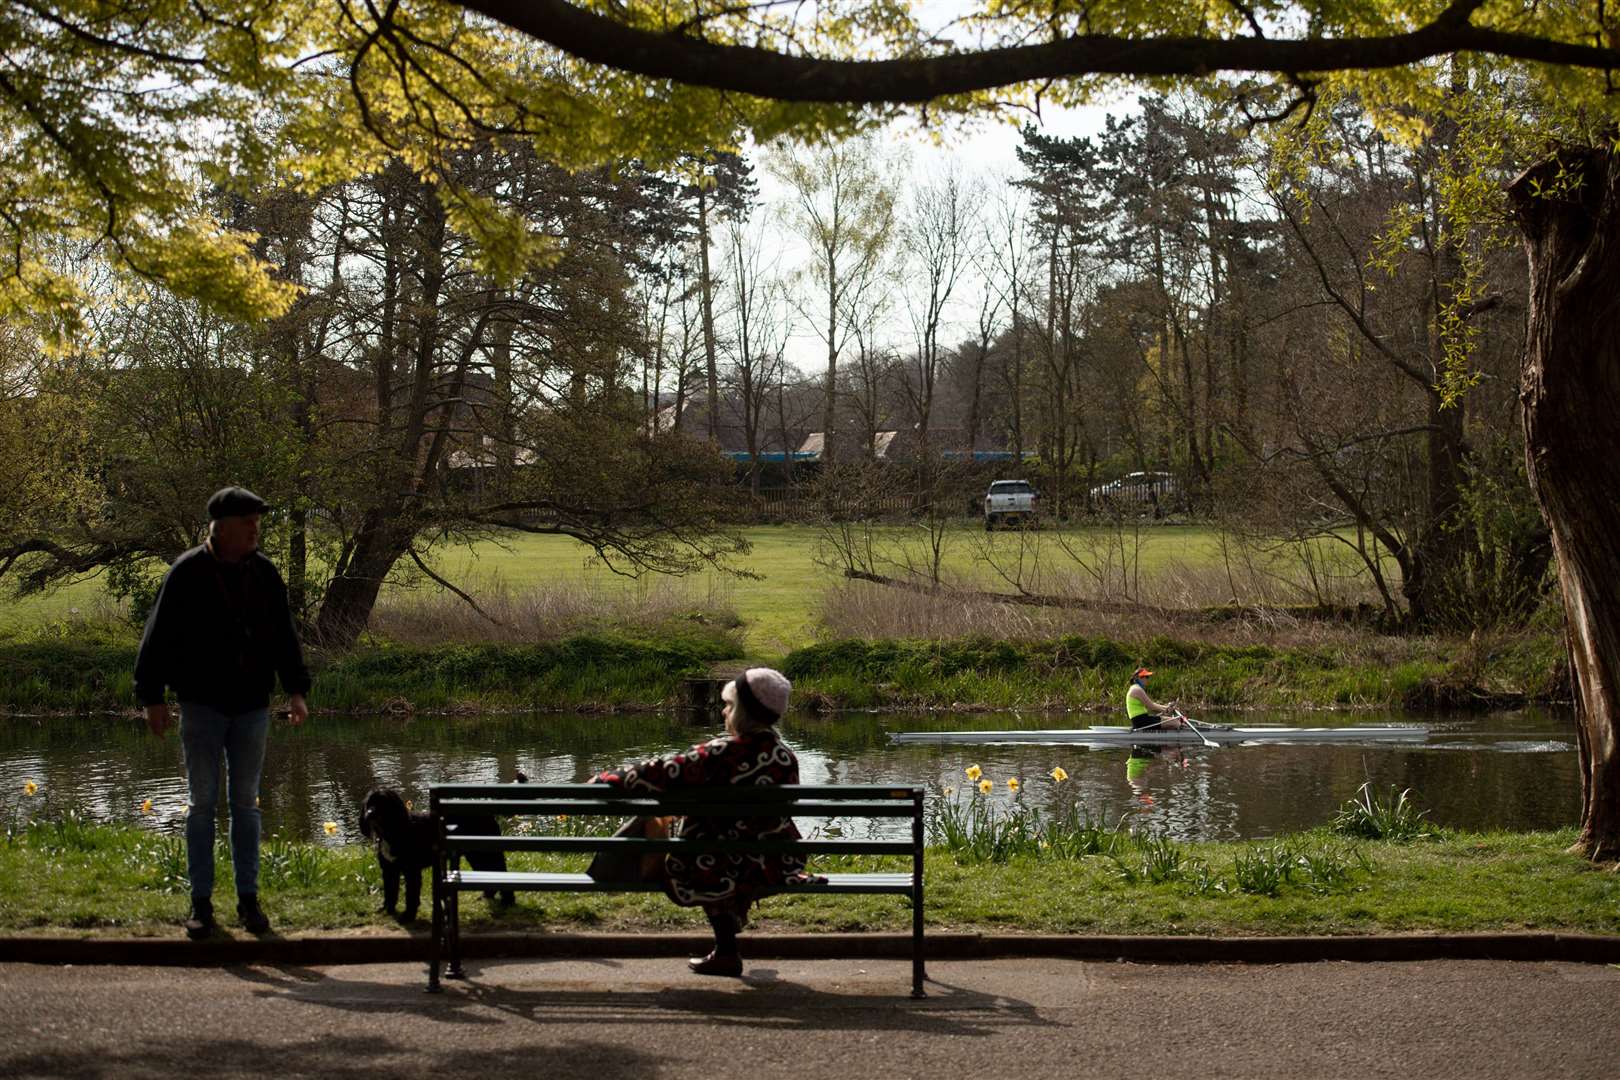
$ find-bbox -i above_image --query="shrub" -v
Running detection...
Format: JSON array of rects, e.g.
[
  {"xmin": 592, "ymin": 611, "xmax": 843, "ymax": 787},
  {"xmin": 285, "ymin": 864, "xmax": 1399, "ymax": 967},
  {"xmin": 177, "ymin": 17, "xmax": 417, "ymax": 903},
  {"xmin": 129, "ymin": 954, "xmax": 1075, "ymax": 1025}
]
[{"xmin": 1332, "ymin": 783, "xmax": 1433, "ymax": 842}]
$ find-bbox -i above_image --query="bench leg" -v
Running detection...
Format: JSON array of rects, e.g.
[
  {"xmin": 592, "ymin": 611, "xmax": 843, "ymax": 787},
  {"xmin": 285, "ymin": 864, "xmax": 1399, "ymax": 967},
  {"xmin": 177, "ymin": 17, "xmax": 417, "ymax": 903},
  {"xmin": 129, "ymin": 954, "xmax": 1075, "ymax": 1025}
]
[
  {"xmin": 428, "ymin": 860, "xmax": 444, "ymax": 993},
  {"xmin": 911, "ymin": 898, "xmax": 927, "ymax": 1000},
  {"xmin": 447, "ymin": 881, "xmax": 465, "ymax": 979},
  {"xmin": 912, "ymin": 796, "xmax": 927, "ymax": 999}
]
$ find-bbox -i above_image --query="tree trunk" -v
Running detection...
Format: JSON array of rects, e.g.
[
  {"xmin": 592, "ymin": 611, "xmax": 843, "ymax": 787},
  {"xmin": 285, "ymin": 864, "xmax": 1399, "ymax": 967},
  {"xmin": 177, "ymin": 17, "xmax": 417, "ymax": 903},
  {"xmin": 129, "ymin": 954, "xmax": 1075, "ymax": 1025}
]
[
  {"xmin": 491, "ymin": 317, "xmax": 516, "ymax": 503},
  {"xmin": 314, "ymin": 515, "xmax": 406, "ymax": 650},
  {"xmin": 1509, "ymin": 146, "xmax": 1620, "ymax": 861},
  {"xmin": 822, "ymin": 273, "xmax": 839, "ymax": 467},
  {"xmin": 697, "ymin": 187, "xmax": 721, "ymax": 441},
  {"xmin": 287, "ymin": 505, "xmax": 308, "ymax": 630}
]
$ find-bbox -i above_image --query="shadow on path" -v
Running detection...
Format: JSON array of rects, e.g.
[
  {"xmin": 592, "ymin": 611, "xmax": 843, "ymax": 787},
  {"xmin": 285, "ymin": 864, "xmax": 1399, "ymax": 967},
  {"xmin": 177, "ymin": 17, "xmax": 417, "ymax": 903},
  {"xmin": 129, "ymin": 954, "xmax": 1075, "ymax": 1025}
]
[
  {"xmin": 5, "ymin": 1034, "xmax": 670, "ymax": 1080},
  {"xmin": 233, "ymin": 957, "xmax": 1064, "ymax": 1039}
]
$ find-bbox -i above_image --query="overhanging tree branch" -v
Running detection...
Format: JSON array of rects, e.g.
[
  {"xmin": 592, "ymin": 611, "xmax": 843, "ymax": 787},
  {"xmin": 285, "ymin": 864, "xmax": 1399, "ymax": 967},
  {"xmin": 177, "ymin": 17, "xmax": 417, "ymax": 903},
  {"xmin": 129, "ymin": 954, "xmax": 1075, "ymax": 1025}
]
[{"xmin": 450, "ymin": 0, "xmax": 1620, "ymax": 104}]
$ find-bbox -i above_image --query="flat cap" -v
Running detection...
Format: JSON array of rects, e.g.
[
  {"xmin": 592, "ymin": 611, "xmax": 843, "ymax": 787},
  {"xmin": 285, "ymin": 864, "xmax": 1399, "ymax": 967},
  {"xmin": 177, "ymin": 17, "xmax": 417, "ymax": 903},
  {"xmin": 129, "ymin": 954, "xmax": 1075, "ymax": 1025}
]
[{"xmin": 206, "ymin": 486, "xmax": 269, "ymax": 520}]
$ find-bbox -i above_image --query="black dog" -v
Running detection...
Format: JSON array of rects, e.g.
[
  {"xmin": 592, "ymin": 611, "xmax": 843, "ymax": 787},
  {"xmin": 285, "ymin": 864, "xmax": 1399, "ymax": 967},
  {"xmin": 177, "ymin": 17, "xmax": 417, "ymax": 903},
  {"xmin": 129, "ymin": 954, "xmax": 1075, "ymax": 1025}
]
[{"xmin": 359, "ymin": 788, "xmax": 516, "ymax": 921}]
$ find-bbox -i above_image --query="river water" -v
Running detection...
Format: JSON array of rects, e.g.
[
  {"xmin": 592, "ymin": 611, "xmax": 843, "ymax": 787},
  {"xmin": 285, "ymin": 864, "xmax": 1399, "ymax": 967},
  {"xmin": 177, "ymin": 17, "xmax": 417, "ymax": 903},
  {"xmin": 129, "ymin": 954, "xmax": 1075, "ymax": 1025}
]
[{"xmin": 0, "ymin": 708, "xmax": 1579, "ymax": 844}]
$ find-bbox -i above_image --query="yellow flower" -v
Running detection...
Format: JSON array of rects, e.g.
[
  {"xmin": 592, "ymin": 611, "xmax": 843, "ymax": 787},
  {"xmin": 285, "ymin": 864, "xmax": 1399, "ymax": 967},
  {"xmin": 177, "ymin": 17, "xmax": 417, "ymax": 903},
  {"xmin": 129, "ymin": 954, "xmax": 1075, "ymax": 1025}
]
[
  {"xmin": 557, "ymin": 814, "xmax": 568, "ymax": 822},
  {"xmin": 1050, "ymin": 766, "xmax": 1069, "ymax": 783},
  {"xmin": 978, "ymin": 779, "xmax": 993, "ymax": 795},
  {"xmin": 140, "ymin": 798, "xmax": 154, "ymax": 815},
  {"xmin": 943, "ymin": 786, "xmax": 955, "ymax": 798},
  {"xmin": 406, "ymin": 800, "xmax": 413, "ymax": 812},
  {"xmin": 23, "ymin": 780, "xmax": 37, "ymax": 797},
  {"xmin": 1007, "ymin": 778, "xmax": 1021, "ymax": 792},
  {"xmin": 323, "ymin": 821, "xmax": 338, "ymax": 836},
  {"xmin": 965, "ymin": 764, "xmax": 982, "ymax": 782}
]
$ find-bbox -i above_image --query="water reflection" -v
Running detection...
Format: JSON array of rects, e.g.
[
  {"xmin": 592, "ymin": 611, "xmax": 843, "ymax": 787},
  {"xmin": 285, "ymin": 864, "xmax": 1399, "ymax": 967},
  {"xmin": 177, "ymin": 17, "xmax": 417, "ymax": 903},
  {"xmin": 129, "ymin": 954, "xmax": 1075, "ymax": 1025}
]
[{"xmin": 0, "ymin": 708, "xmax": 1581, "ymax": 844}]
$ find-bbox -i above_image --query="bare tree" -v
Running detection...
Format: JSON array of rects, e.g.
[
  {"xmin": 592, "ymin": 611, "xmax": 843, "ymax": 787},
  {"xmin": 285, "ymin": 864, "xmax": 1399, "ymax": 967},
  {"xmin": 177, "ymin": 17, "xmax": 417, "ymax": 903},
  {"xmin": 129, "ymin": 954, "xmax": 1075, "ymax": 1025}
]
[
  {"xmin": 768, "ymin": 136, "xmax": 898, "ymax": 465},
  {"xmin": 719, "ymin": 214, "xmax": 791, "ymax": 494},
  {"xmin": 898, "ymin": 166, "xmax": 971, "ymax": 457},
  {"xmin": 981, "ymin": 179, "xmax": 1039, "ymax": 460}
]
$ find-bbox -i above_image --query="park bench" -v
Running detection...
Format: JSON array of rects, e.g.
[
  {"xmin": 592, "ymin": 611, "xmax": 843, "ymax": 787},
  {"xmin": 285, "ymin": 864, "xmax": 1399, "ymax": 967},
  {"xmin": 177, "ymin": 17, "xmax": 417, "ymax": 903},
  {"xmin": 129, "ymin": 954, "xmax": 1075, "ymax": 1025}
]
[{"xmin": 427, "ymin": 782, "xmax": 926, "ymax": 996}]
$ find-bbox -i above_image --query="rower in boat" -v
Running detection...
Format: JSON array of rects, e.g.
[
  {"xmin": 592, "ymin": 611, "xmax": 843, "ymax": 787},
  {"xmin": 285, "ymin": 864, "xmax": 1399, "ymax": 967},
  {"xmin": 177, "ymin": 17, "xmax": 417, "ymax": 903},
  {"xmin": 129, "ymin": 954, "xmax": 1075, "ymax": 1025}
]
[{"xmin": 1125, "ymin": 668, "xmax": 1183, "ymax": 731}]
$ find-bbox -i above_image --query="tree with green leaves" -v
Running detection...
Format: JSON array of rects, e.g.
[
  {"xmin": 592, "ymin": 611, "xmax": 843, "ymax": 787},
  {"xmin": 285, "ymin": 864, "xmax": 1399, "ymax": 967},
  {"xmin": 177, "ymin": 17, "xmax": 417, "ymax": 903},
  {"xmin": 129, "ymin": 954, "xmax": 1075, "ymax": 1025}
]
[{"xmin": 5, "ymin": 0, "xmax": 1620, "ymax": 853}]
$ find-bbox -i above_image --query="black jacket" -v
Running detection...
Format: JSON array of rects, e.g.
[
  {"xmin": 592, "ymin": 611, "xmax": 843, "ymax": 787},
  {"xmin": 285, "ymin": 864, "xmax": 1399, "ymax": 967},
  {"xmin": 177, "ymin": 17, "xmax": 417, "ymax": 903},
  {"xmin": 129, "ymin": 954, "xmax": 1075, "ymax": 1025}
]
[{"xmin": 134, "ymin": 544, "xmax": 312, "ymax": 711}]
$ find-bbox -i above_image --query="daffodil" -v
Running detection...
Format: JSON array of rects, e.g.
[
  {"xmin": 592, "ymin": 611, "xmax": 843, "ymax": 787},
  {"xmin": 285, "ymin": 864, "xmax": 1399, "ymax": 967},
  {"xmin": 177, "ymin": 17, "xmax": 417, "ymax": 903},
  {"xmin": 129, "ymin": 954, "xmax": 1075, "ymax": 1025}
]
[
  {"xmin": 943, "ymin": 786, "xmax": 955, "ymax": 798},
  {"xmin": 140, "ymin": 798, "xmax": 154, "ymax": 815},
  {"xmin": 557, "ymin": 814, "xmax": 568, "ymax": 822},
  {"xmin": 1007, "ymin": 777, "xmax": 1021, "ymax": 792},
  {"xmin": 965, "ymin": 764, "xmax": 982, "ymax": 782},
  {"xmin": 978, "ymin": 778, "xmax": 993, "ymax": 795},
  {"xmin": 1050, "ymin": 766, "xmax": 1069, "ymax": 783},
  {"xmin": 23, "ymin": 780, "xmax": 37, "ymax": 797},
  {"xmin": 323, "ymin": 821, "xmax": 339, "ymax": 835}
]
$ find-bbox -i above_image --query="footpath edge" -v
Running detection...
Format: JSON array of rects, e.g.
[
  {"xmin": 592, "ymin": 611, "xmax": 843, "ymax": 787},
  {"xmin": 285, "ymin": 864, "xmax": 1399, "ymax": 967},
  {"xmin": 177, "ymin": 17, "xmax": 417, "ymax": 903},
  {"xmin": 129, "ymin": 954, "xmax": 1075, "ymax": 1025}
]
[{"xmin": 2, "ymin": 932, "xmax": 1617, "ymax": 967}]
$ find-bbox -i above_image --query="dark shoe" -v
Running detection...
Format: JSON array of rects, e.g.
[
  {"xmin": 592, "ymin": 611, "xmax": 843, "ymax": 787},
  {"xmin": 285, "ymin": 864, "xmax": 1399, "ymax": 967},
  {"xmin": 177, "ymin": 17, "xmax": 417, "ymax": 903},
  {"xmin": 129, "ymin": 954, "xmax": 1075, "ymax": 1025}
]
[
  {"xmin": 237, "ymin": 894, "xmax": 271, "ymax": 935},
  {"xmin": 184, "ymin": 898, "xmax": 216, "ymax": 940},
  {"xmin": 688, "ymin": 951, "xmax": 743, "ymax": 977}
]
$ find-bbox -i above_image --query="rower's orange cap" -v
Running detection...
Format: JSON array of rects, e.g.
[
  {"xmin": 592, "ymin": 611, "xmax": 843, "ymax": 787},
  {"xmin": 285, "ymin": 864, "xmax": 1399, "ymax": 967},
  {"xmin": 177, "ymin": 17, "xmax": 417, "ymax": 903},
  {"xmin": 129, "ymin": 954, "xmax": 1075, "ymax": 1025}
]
[{"xmin": 1135, "ymin": 668, "xmax": 1153, "ymax": 679}]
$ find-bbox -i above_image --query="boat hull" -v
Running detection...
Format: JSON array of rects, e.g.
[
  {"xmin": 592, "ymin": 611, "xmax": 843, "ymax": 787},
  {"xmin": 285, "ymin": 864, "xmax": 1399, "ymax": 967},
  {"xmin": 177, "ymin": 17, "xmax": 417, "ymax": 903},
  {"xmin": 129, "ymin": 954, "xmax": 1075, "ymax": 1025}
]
[{"xmin": 887, "ymin": 725, "xmax": 1427, "ymax": 746}]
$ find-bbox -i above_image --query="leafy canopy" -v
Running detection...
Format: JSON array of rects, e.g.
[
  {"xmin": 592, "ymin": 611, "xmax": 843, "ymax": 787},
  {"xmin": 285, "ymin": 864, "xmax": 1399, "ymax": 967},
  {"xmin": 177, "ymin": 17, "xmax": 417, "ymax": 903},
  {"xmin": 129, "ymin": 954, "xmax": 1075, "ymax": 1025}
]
[{"xmin": 8, "ymin": 0, "xmax": 1620, "ymax": 329}]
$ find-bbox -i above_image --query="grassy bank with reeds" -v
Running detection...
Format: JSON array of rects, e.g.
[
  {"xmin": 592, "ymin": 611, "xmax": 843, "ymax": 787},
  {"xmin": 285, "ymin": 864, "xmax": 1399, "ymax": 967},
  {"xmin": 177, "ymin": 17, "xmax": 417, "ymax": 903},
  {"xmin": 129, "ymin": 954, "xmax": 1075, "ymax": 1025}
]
[
  {"xmin": 780, "ymin": 629, "xmax": 1568, "ymax": 713},
  {"xmin": 0, "ymin": 617, "xmax": 1562, "ymax": 716},
  {"xmin": 0, "ymin": 530, "xmax": 1566, "ymax": 715},
  {"xmin": 0, "ymin": 628, "xmax": 742, "ymax": 715},
  {"xmin": 2, "ymin": 801, "xmax": 1613, "ymax": 938},
  {"xmin": 0, "ymin": 580, "xmax": 747, "ymax": 715}
]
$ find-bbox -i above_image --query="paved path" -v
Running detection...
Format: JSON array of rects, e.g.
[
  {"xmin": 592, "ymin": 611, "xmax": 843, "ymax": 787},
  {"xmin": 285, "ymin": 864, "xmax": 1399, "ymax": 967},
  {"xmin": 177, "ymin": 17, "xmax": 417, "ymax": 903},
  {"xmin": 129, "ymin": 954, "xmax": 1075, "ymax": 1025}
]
[{"xmin": 3, "ymin": 958, "xmax": 1617, "ymax": 1079}]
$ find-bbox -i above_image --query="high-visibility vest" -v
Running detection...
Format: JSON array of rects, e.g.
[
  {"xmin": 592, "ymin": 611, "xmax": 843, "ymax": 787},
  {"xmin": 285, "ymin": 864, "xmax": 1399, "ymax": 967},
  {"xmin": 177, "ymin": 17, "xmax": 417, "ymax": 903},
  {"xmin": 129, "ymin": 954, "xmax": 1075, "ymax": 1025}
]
[{"xmin": 1126, "ymin": 684, "xmax": 1151, "ymax": 720}]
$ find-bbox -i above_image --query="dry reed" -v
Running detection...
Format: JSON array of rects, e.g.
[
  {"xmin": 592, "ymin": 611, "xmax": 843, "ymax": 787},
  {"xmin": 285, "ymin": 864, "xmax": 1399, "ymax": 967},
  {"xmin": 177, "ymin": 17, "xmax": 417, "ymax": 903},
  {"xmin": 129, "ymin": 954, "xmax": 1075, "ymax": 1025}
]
[
  {"xmin": 813, "ymin": 575, "xmax": 1409, "ymax": 655},
  {"xmin": 368, "ymin": 574, "xmax": 738, "ymax": 646}
]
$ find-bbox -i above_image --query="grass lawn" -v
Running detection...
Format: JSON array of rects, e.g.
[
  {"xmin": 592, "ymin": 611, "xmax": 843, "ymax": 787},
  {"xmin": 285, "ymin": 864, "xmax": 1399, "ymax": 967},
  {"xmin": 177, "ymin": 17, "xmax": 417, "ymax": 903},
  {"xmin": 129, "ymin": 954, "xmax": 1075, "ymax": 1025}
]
[
  {"xmin": 426, "ymin": 523, "xmax": 1296, "ymax": 655},
  {"xmin": 0, "ymin": 523, "xmax": 1389, "ymax": 657},
  {"xmin": 2, "ymin": 818, "xmax": 1614, "ymax": 938},
  {"xmin": 429, "ymin": 525, "xmax": 842, "ymax": 656},
  {"xmin": 1, "ymin": 524, "xmax": 1551, "ymax": 715},
  {"xmin": 0, "ymin": 576, "xmax": 113, "ymax": 639}
]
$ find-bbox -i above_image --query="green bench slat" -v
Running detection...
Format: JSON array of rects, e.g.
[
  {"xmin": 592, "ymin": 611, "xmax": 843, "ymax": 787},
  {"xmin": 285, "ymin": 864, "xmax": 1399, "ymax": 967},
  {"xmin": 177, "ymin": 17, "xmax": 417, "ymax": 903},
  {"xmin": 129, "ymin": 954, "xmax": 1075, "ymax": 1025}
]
[
  {"xmin": 445, "ymin": 836, "xmax": 910, "ymax": 856},
  {"xmin": 450, "ymin": 870, "xmax": 916, "ymax": 894},
  {"xmin": 432, "ymin": 784, "xmax": 918, "ymax": 801},
  {"xmin": 436, "ymin": 799, "xmax": 920, "ymax": 818}
]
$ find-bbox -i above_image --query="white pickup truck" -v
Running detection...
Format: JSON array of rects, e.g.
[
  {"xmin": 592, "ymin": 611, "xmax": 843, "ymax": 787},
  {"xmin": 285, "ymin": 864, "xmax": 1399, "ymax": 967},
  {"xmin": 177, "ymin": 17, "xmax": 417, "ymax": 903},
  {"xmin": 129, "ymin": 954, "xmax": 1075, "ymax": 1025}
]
[{"xmin": 983, "ymin": 480, "xmax": 1039, "ymax": 530}]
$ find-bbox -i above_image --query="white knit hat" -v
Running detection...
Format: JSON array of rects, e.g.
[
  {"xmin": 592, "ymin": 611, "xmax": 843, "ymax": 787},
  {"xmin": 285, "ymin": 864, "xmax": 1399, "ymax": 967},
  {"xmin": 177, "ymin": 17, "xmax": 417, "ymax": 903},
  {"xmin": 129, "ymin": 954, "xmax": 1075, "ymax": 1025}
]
[{"xmin": 735, "ymin": 667, "xmax": 791, "ymax": 723}]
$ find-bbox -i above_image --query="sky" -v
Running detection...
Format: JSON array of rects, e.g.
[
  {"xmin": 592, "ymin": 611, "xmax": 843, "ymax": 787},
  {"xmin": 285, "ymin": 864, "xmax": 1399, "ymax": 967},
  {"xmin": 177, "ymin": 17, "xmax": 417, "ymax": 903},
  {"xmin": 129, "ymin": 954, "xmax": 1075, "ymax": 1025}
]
[
  {"xmin": 735, "ymin": 0, "xmax": 1140, "ymax": 374},
  {"xmin": 753, "ymin": 99, "xmax": 1126, "ymax": 375}
]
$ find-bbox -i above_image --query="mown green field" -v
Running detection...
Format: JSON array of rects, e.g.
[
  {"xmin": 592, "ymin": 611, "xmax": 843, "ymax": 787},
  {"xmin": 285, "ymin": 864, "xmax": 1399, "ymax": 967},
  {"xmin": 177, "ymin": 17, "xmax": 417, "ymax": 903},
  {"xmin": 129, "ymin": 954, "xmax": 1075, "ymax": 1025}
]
[
  {"xmin": 0, "ymin": 524, "xmax": 1559, "ymax": 716},
  {"xmin": 1, "ymin": 524, "xmax": 1283, "ymax": 655},
  {"xmin": 401, "ymin": 523, "xmax": 1347, "ymax": 655}
]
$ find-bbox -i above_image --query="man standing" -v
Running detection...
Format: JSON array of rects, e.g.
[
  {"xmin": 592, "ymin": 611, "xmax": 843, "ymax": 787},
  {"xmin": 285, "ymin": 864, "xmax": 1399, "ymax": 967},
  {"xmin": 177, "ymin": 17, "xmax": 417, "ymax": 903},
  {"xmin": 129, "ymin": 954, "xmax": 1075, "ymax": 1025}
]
[{"xmin": 135, "ymin": 486, "xmax": 311, "ymax": 938}]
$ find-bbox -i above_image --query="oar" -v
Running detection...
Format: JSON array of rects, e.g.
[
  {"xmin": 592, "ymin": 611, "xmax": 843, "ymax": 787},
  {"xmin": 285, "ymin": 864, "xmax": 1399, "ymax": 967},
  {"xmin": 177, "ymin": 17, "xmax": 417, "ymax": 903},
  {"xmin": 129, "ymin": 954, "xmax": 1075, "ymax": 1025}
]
[{"xmin": 1172, "ymin": 708, "xmax": 1217, "ymax": 749}]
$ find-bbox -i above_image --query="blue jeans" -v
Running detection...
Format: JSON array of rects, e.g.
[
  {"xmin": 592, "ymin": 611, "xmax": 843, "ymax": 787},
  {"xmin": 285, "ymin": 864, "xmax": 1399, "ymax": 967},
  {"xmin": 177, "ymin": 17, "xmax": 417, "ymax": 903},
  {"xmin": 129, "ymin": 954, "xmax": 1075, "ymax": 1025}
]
[{"xmin": 179, "ymin": 703, "xmax": 270, "ymax": 900}]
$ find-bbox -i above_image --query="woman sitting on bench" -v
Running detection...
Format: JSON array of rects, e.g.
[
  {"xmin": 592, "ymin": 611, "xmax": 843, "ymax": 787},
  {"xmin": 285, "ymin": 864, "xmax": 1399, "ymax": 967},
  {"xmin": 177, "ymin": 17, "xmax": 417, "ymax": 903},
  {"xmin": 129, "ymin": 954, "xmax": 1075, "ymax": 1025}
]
[{"xmin": 594, "ymin": 667, "xmax": 802, "ymax": 978}]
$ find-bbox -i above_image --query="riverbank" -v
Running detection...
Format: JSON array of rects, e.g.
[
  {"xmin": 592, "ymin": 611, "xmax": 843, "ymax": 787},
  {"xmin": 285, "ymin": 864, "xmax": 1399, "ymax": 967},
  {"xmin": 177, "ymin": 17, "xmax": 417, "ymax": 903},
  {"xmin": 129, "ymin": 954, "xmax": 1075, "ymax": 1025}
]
[
  {"xmin": 0, "ymin": 626, "xmax": 744, "ymax": 715},
  {"xmin": 783, "ymin": 631, "xmax": 1568, "ymax": 713},
  {"xmin": 1, "ymin": 819, "xmax": 1613, "ymax": 938},
  {"xmin": 0, "ymin": 624, "xmax": 1566, "ymax": 716}
]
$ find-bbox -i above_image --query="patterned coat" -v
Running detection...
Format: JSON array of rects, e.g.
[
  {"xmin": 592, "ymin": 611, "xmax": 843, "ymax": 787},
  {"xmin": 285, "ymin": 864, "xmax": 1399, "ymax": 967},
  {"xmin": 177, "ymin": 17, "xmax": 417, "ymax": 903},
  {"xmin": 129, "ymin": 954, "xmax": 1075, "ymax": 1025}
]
[{"xmin": 596, "ymin": 729, "xmax": 805, "ymax": 906}]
